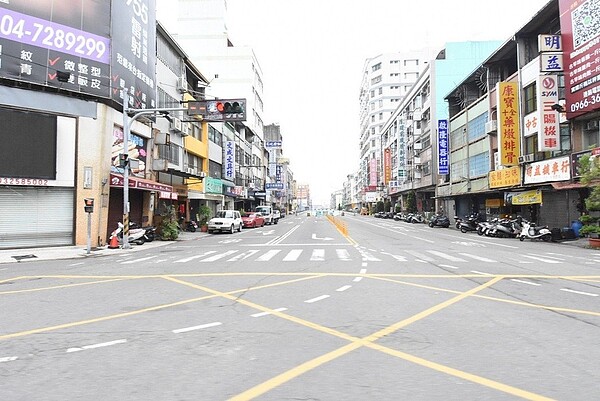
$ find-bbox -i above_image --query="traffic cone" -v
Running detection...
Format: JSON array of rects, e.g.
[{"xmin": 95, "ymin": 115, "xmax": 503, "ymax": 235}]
[{"xmin": 108, "ymin": 235, "xmax": 120, "ymax": 249}]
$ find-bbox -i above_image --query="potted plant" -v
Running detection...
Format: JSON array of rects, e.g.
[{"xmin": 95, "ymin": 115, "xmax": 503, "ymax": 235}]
[
  {"xmin": 197, "ymin": 205, "xmax": 212, "ymax": 232},
  {"xmin": 158, "ymin": 206, "xmax": 179, "ymax": 241}
]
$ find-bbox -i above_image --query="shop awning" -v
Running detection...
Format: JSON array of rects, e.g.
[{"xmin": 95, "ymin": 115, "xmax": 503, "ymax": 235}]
[
  {"xmin": 110, "ymin": 173, "xmax": 177, "ymax": 199},
  {"xmin": 551, "ymin": 181, "xmax": 587, "ymax": 190}
]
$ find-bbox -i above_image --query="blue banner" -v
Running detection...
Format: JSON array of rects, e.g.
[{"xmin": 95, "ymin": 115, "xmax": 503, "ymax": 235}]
[{"xmin": 438, "ymin": 120, "xmax": 449, "ymax": 175}]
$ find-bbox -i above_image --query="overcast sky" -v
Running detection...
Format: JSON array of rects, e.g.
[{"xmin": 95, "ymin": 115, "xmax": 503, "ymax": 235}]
[{"xmin": 158, "ymin": 0, "xmax": 550, "ymax": 205}]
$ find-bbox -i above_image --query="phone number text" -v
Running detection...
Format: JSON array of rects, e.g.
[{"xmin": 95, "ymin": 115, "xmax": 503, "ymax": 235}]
[
  {"xmin": 0, "ymin": 8, "xmax": 110, "ymax": 64},
  {"xmin": 0, "ymin": 177, "xmax": 50, "ymax": 186}
]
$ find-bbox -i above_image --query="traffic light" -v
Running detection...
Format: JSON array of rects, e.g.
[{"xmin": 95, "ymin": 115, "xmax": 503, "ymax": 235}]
[
  {"xmin": 215, "ymin": 101, "xmax": 244, "ymax": 114},
  {"xmin": 84, "ymin": 198, "xmax": 94, "ymax": 213},
  {"xmin": 197, "ymin": 99, "xmax": 246, "ymax": 122},
  {"xmin": 118, "ymin": 153, "xmax": 129, "ymax": 168}
]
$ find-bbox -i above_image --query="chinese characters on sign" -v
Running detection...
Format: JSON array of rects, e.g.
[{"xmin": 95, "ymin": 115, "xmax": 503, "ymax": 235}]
[
  {"xmin": 437, "ymin": 120, "xmax": 449, "ymax": 175},
  {"xmin": 488, "ymin": 166, "xmax": 521, "ymax": 189},
  {"xmin": 384, "ymin": 148, "xmax": 391, "ymax": 184},
  {"xmin": 523, "ymin": 156, "xmax": 571, "ymax": 184},
  {"xmin": 559, "ymin": 0, "xmax": 600, "ymax": 118},
  {"xmin": 224, "ymin": 141, "xmax": 235, "ymax": 181},
  {"xmin": 539, "ymin": 34, "xmax": 563, "ymax": 72},
  {"xmin": 537, "ymin": 75, "xmax": 560, "ymax": 151},
  {"xmin": 369, "ymin": 158, "xmax": 378, "ymax": 187},
  {"xmin": 497, "ymin": 82, "xmax": 521, "ymax": 166}
]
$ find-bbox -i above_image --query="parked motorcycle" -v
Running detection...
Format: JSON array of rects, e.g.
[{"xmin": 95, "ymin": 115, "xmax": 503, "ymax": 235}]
[
  {"xmin": 458, "ymin": 213, "xmax": 482, "ymax": 233},
  {"xmin": 487, "ymin": 217, "xmax": 521, "ymax": 238},
  {"xmin": 130, "ymin": 222, "xmax": 156, "ymax": 242},
  {"xmin": 429, "ymin": 214, "xmax": 450, "ymax": 228},
  {"xmin": 179, "ymin": 217, "xmax": 198, "ymax": 232},
  {"xmin": 408, "ymin": 213, "xmax": 425, "ymax": 224},
  {"xmin": 518, "ymin": 219, "xmax": 552, "ymax": 242},
  {"xmin": 109, "ymin": 222, "xmax": 146, "ymax": 245}
]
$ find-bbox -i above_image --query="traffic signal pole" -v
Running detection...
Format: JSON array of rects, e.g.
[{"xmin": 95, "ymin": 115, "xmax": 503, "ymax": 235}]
[{"xmin": 121, "ymin": 89, "xmax": 189, "ymax": 249}]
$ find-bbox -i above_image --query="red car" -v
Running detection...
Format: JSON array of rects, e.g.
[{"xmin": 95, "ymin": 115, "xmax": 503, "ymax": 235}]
[{"xmin": 242, "ymin": 212, "xmax": 265, "ymax": 228}]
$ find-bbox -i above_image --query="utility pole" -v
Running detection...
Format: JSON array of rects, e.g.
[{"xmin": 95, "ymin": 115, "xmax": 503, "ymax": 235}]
[{"xmin": 121, "ymin": 93, "xmax": 190, "ymax": 249}]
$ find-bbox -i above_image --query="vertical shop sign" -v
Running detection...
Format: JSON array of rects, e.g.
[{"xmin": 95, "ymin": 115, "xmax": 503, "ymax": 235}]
[
  {"xmin": 383, "ymin": 148, "xmax": 391, "ymax": 184},
  {"xmin": 111, "ymin": 0, "xmax": 156, "ymax": 109},
  {"xmin": 224, "ymin": 141, "xmax": 235, "ymax": 181},
  {"xmin": 369, "ymin": 158, "xmax": 378, "ymax": 187},
  {"xmin": 438, "ymin": 119, "xmax": 449, "ymax": 174},
  {"xmin": 537, "ymin": 75, "xmax": 560, "ymax": 151},
  {"xmin": 559, "ymin": 0, "xmax": 600, "ymax": 118},
  {"xmin": 497, "ymin": 82, "xmax": 521, "ymax": 166}
]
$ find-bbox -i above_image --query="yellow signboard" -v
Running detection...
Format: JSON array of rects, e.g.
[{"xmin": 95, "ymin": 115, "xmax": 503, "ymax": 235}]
[
  {"xmin": 497, "ymin": 82, "xmax": 521, "ymax": 166},
  {"xmin": 505, "ymin": 189, "xmax": 542, "ymax": 205},
  {"xmin": 489, "ymin": 166, "xmax": 521, "ymax": 188}
]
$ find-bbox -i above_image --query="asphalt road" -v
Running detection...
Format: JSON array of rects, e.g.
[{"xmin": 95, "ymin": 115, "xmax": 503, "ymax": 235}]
[{"xmin": 1, "ymin": 213, "xmax": 599, "ymax": 400}]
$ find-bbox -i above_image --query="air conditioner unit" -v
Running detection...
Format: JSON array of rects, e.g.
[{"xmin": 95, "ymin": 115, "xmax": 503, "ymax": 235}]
[
  {"xmin": 485, "ymin": 120, "xmax": 498, "ymax": 134},
  {"xmin": 170, "ymin": 117, "xmax": 182, "ymax": 132},
  {"xmin": 518, "ymin": 154, "xmax": 534, "ymax": 164},
  {"xmin": 414, "ymin": 171, "xmax": 422, "ymax": 179},
  {"xmin": 414, "ymin": 156, "xmax": 421, "ymax": 164},
  {"xmin": 199, "ymin": 171, "xmax": 207, "ymax": 178},
  {"xmin": 176, "ymin": 75, "xmax": 187, "ymax": 93},
  {"xmin": 414, "ymin": 142, "xmax": 423, "ymax": 150},
  {"xmin": 152, "ymin": 159, "xmax": 169, "ymax": 171},
  {"xmin": 181, "ymin": 122, "xmax": 189, "ymax": 136},
  {"xmin": 186, "ymin": 167, "xmax": 197, "ymax": 176},
  {"xmin": 413, "ymin": 111, "xmax": 422, "ymax": 121}
]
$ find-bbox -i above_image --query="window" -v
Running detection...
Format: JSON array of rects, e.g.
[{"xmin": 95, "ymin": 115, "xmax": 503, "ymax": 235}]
[
  {"xmin": 370, "ymin": 90, "xmax": 375, "ymax": 98},
  {"xmin": 450, "ymin": 125, "xmax": 466, "ymax": 148},
  {"xmin": 372, "ymin": 62, "xmax": 381, "ymax": 72},
  {"xmin": 379, "ymin": 113, "xmax": 383, "ymax": 120},
  {"xmin": 158, "ymin": 143, "xmax": 181, "ymax": 164},
  {"xmin": 467, "ymin": 112, "xmax": 488, "ymax": 142},
  {"xmin": 560, "ymin": 125, "xmax": 571, "ymax": 151},
  {"xmin": 208, "ymin": 125, "xmax": 223, "ymax": 147},
  {"xmin": 371, "ymin": 75, "xmax": 382, "ymax": 85},
  {"xmin": 524, "ymin": 83, "xmax": 537, "ymax": 114},
  {"xmin": 469, "ymin": 152, "xmax": 490, "ymax": 177},
  {"xmin": 378, "ymin": 87, "xmax": 383, "ymax": 95},
  {"xmin": 378, "ymin": 100, "xmax": 383, "ymax": 108}
]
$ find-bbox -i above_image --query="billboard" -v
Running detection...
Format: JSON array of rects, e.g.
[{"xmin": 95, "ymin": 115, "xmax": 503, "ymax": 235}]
[
  {"xmin": 0, "ymin": 0, "xmax": 156, "ymax": 108},
  {"xmin": 559, "ymin": 0, "xmax": 600, "ymax": 118},
  {"xmin": 0, "ymin": 1, "xmax": 111, "ymax": 97},
  {"xmin": 111, "ymin": 0, "xmax": 156, "ymax": 109},
  {"xmin": 437, "ymin": 119, "xmax": 449, "ymax": 175}
]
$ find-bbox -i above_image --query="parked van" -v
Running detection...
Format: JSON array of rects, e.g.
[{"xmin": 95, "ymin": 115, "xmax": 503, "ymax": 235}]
[{"xmin": 255, "ymin": 205, "xmax": 279, "ymax": 225}]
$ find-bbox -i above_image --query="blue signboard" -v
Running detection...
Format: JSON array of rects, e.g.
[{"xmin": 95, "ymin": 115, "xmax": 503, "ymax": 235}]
[
  {"xmin": 266, "ymin": 182, "xmax": 284, "ymax": 190},
  {"xmin": 438, "ymin": 120, "xmax": 449, "ymax": 175}
]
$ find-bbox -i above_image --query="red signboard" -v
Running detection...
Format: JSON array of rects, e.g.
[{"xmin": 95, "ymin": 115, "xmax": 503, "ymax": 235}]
[
  {"xmin": 559, "ymin": 0, "xmax": 600, "ymax": 118},
  {"xmin": 110, "ymin": 173, "xmax": 173, "ymax": 192}
]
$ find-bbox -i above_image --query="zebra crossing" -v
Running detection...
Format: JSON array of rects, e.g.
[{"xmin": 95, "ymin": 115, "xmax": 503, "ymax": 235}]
[{"xmin": 153, "ymin": 248, "xmax": 589, "ymax": 265}]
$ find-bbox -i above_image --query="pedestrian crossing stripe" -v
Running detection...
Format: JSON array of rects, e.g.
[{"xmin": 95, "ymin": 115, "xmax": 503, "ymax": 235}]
[{"xmin": 164, "ymin": 249, "xmax": 599, "ymax": 265}]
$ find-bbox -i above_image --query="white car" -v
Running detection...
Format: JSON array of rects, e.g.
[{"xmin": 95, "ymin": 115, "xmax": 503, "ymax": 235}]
[{"xmin": 207, "ymin": 210, "xmax": 243, "ymax": 234}]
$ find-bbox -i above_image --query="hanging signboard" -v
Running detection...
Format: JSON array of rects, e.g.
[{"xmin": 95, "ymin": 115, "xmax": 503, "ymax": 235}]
[{"xmin": 497, "ymin": 82, "xmax": 521, "ymax": 166}]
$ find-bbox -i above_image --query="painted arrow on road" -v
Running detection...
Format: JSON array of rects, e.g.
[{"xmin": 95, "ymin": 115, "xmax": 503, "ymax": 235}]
[{"xmin": 312, "ymin": 233, "xmax": 333, "ymax": 240}]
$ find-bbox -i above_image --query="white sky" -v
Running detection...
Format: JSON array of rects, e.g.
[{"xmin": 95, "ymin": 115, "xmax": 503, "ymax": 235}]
[{"xmin": 158, "ymin": 0, "xmax": 550, "ymax": 205}]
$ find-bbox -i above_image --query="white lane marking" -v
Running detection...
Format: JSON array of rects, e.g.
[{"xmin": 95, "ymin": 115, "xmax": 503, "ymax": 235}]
[
  {"xmin": 304, "ymin": 295, "xmax": 330, "ymax": 303},
  {"xmin": 359, "ymin": 268, "xmax": 367, "ymax": 274},
  {"xmin": 381, "ymin": 251, "xmax": 407, "ymax": 261},
  {"xmin": 172, "ymin": 322, "xmax": 222, "ymax": 333},
  {"xmin": 69, "ymin": 262, "xmax": 84, "ymax": 266},
  {"xmin": 404, "ymin": 250, "xmax": 435, "ymax": 262},
  {"xmin": 471, "ymin": 270, "xmax": 492, "ymax": 276},
  {"xmin": 67, "ymin": 339, "xmax": 127, "ymax": 353},
  {"xmin": 411, "ymin": 236, "xmax": 435, "ymax": 244},
  {"xmin": 283, "ymin": 249, "xmax": 303, "ymax": 261},
  {"xmin": 511, "ymin": 279, "xmax": 541, "ymax": 286},
  {"xmin": 174, "ymin": 251, "xmax": 216, "ymax": 263},
  {"xmin": 121, "ymin": 256, "xmax": 157, "ymax": 264},
  {"xmin": 439, "ymin": 264, "xmax": 459, "ymax": 269},
  {"xmin": 521, "ymin": 254, "xmax": 562, "ymax": 264},
  {"xmin": 336, "ymin": 249, "xmax": 351, "ymax": 261},
  {"xmin": 155, "ymin": 259, "xmax": 168, "ymax": 263},
  {"xmin": 228, "ymin": 250, "xmax": 260, "ymax": 261},
  {"xmin": 256, "ymin": 250, "xmax": 281, "ymax": 262},
  {"xmin": 353, "ymin": 268, "xmax": 367, "ymax": 282},
  {"xmin": 310, "ymin": 249, "xmax": 325, "ymax": 261},
  {"xmin": 353, "ymin": 277, "xmax": 363, "ymax": 282},
  {"xmin": 0, "ymin": 356, "xmax": 18, "ymax": 362},
  {"xmin": 459, "ymin": 253, "xmax": 497, "ymax": 263},
  {"xmin": 361, "ymin": 262, "xmax": 368, "ymax": 267},
  {"xmin": 359, "ymin": 249, "xmax": 381, "ymax": 262},
  {"xmin": 269, "ymin": 225, "xmax": 300, "ymax": 245},
  {"xmin": 201, "ymin": 250, "xmax": 238, "ymax": 262},
  {"xmin": 426, "ymin": 250, "xmax": 466, "ymax": 262},
  {"xmin": 336, "ymin": 285, "xmax": 352, "ymax": 292},
  {"xmin": 560, "ymin": 288, "xmax": 599, "ymax": 297},
  {"xmin": 251, "ymin": 308, "xmax": 288, "ymax": 317}
]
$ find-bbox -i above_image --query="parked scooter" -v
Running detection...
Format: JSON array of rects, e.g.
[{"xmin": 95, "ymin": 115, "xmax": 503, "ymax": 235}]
[
  {"xmin": 179, "ymin": 217, "xmax": 198, "ymax": 232},
  {"xmin": 429, "ymin": 214, "xmax": 450, "ymax": 228},
  {"xmin": 458, "ymin": 213, "xmax": 482, "ymax": 233},
  {"xmin": 518, "ymin": 219, "xmax": 552, "ymax": 242},
  {"xmin": 109, "ymin": 222, "xmax": 146, "ymax": 245},
  {"xmin": 130, "ymin": 222, "xmax": 156, "ymax": 242},
  {"xmin": 487, "ymin": 217, "xmax": 521, "ymax": 238},
  {"xmin": 408, "ymin": 213, "xmax": 425, "ymax": 224}
]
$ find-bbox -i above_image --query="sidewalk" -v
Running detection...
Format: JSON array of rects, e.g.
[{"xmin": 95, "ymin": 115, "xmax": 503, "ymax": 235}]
[{"xmin": 0, "ymin": 231, "xmax": 209, "ymax": 264}]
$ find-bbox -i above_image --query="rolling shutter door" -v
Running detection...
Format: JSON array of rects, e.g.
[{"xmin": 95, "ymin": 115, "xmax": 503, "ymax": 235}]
[{"xmin": 0, "ymin": 187, "xmax": 74, "ymax": 249}]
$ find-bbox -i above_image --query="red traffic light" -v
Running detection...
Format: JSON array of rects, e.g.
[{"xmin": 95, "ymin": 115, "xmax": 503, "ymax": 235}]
[{"xmin": 216, "ymin": 102, "xmax": 225, "ymax": 112}]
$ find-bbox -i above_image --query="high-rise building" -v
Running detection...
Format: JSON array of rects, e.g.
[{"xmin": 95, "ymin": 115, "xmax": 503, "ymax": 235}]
[{"xmin": 358, "ymin": 50, "xmax": 432, "ymax": 208}]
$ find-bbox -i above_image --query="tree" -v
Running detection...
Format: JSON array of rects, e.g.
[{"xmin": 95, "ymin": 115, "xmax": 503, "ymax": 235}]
[
  {"xmin": 406, "ymin": 190, "xmax": 417, "ymax": 213},
  {"xmin": 159, "ymin": 205, "xmax": 179, "ymax": 240},
  {"xmin": 376, "ymin": 200, "xmax": 384, "ymax": 213},
  {"xmin": 578, "ymin": 154, "xmax": 600, "ymax": 236}
]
